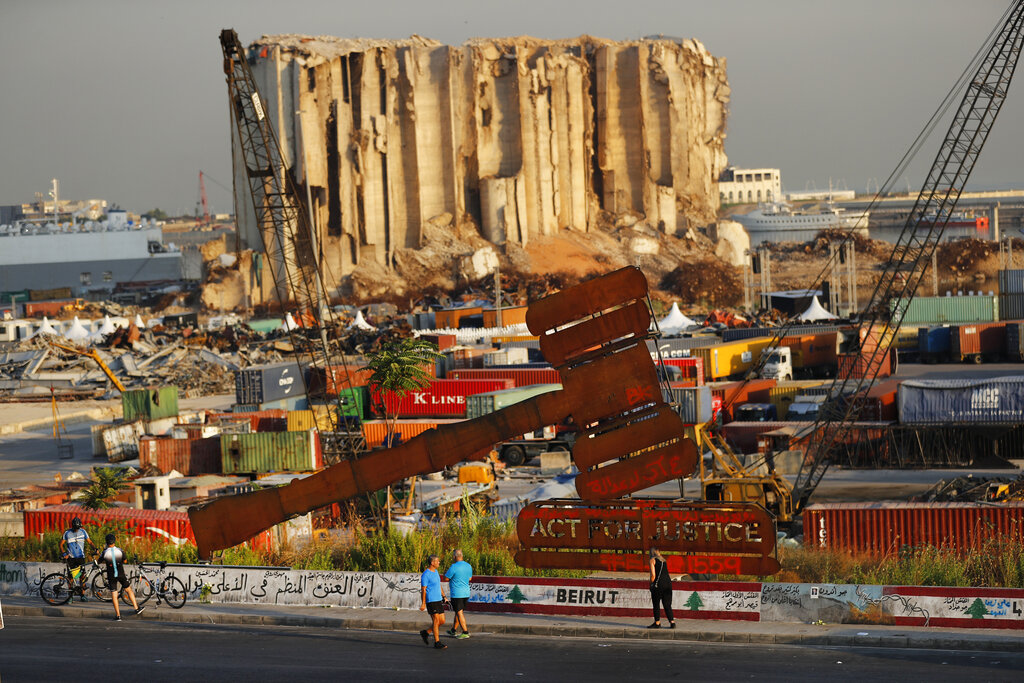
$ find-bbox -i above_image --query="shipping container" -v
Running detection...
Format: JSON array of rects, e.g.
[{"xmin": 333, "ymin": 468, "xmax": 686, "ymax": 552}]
[
  {"xmin": 22, "ymin": 504, "xmax": 276, "ymax": 550},
  {"xmin": 232, "ymin": 395, "xmax": 309, "ymax": 412},
  {"xmin": 804, "ymin": 501, "xmax": 1024, "ymax": 556},
  {"xmin": 692, "ymin": 338, "xmax": 773, "ymax": 381},
  {"xmin": 120, "ymin": 387, "xmax": 179, "ymax": 422},
  {"xmin": 778, "ymin": 332, "xmax": 839, "ymax": 372},
  {"xmin": 361, "ymin": 419, "xmax": 463, "ymax": 448},
  {"xmin": 102, "ymin": 422, "xmax": 146, "ymax": 462},
  {"xmin": 837, "ymin": 349, "xmax": 893, "ymax": 379},
  {"xmin": 482, "ymin": 306, "xmax": 528, "ymax": 328},
  {"xmin": 220, "ymin": 430, "xmax": 323, "ymax": 473},
  {"xmin": 657, "ymin": 357, "xmax": 705, "ymax": 385},
  {"xmin": 897, "ymin": 377, "xmax": 1024, "ymax": 425},
  {"xmin": 850, "ymin": 378, "xmax": 901, "ymax": 421},
  {"xmin": 139, "ymin": 436, "xmax": 221, "ymax": 475},
  {"xmin": 998, "ymin": 268, "xmax": 1024, "ymax": 295},
  {"xmin": 434, "ymin": 307, "xmax": 483, "ymax": 329},
  {"xmin": 950, "ymin": 322, "xmax": 1007, "ymax": 362},
  {"xmin": 234, "ymin": 362, "xmax": 305, "ymax": 405},
  {"xmin": 286, "ymin": 404, "xmax": 341, "ymax": 431},
  {"xmin": 28, "ymin": 286, "xmax": 74, "ymax": 302},
  {"xmin": 306, "ymin": 364, "xmax": 373, "ymax": 396},
  {"xmin": 493, "ymin": 336, "xmax": 540, "ymax": 346},
  {"xmin": 768, "ymin": 381, "xmax": 825, "ymax": 420},
  {"xmin": 447, "ymin": 367, "xmax": 560, "ymax": 388},
  {"xmin": 646, "ymin": 336, "xmax": 721, "ymax": 360},
  {"xmin": 208, "ymin": 409, "xmax": 288, "ymax": 432},
  {"xmin": 668, "ymin": 384, "xmax": 713, "ymax": 424},
  {"xmin": 999, "ymin": 294, "xmax": 1024, "ymax": 322},
  {"xmin": 418, "ymin": 333, "xmax": 457, "ymax": 351},
  {"xmin": 466, "ymin": 384, "xmax": 562, "ymax": 419},
  {"xmin": 721, "ymin": 327, "xmax": 776, "ymax": 342},
  {"xmin": 482, "ymin": 347, "xmax": 530, "ymax": 367},
  {"xmin": 918, "ymin": 325, "xmax": 951, "ymax": 362},
  {"xmin": 720, "ymin": 421, "xmax": 791, "ymax": 453},
  {"xmin": 170, "ymin": 424, "xmax": 227, "ymax": 440},
  {"xmin": 1007, "ymin": 322, "xmax": 1024, "ymax": 361},
  {"xmin": 23, "ymin": 300, "xmax": 74, "ymax": 318},
  {"xmin": 370, "ymin": 378, "xmax": 513, "ymax": 418},
  {"xmin": 890, "ymin": 294, "xmax": 998, "ymax": 324},
  {"xmin": 708, "ymin": 378, "xmax": 777, "ymax": 422}
]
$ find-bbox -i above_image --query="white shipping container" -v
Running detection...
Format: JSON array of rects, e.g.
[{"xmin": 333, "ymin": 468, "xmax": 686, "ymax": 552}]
[
  {"xmin": 102, "ymin": 422, "xmax": 146, "ymax": 462},
  {"xmin": 483, "ymin": 347, "xmax": 529, "ymax": 366}
]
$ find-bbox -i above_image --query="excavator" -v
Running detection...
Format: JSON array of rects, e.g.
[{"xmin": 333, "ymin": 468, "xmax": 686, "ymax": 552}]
[
  {"xmin": 46, "ymin": 339, "xmax": 126, "ymax": 393},
  {"xmin": 693, "ymin": 0, "xmax": 1024, "ymax": 529}
]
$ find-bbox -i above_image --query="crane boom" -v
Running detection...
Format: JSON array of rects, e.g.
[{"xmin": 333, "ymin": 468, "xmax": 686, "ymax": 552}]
[{"xmin": 791, "ymin": 2, "xmax": 1024, "ymax": 512}]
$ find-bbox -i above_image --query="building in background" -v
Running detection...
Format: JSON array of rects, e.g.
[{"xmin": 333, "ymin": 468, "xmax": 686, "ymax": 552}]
[{"xmin": 718, "ymin": 167, "xmax": 781, "ymax": 205}]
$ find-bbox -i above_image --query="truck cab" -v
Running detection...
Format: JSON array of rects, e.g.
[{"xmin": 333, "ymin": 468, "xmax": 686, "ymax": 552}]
[
  {"xmin": 787, "ymin": 395, "xmax": 826, "ymax": 421},
  {"xmin": 733, "ymin": 403, "xmax": 778, "ymax": 422},
  {"xmin": 760, "ymin": 347, "xmax": 793, "ymax": 381}
]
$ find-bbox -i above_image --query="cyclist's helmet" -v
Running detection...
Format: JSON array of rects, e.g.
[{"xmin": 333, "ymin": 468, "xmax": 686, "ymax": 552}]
[{"xmin": 71, "ymin": 516, "xmax": 82, "ymax": 531}]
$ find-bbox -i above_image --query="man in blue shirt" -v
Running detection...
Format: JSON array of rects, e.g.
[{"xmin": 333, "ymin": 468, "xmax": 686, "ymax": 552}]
[
  {"xmin": 444, "ymin": 549, "xmax": 473, "ymax": 639},
  {"xmin": 59, "ymin": 517, "xmax": 97, "ymax": 601},
  {"xmin": 419, "ymin": 554, "xmax": 448, "ymax": 649}
]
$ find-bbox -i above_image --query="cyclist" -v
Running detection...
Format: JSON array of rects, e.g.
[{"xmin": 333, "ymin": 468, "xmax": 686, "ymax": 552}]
[
  {"xmin": 59, "ymin": 516, "xmax": 97, "ymax": 601},
  {"xmin": 100, "ymin": 533, "xmax": 144, "ymax": 621}
]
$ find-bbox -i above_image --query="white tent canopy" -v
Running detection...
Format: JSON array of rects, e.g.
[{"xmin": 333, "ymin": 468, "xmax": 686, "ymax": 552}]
[
  {"xmin": 796, "ymin": 296, "xmax": 837, "ymax": 322},
  {"xmin": 133, "ymin": 314, "xmax": 147, "ymax": 329},
  {"xmin": 63, "ymin": 317, "xmax": 91, "ymax": 340},
  {"xmin": 657, "ymin": 302, "xmax": 697, "ymax": 334},
  {"xmin": 281, "ymin": 312, "xmax": 299, "ymax": 331},
  {"xmin": 349, "ymin": 310, "xmax": 375, "ymax": 331}
]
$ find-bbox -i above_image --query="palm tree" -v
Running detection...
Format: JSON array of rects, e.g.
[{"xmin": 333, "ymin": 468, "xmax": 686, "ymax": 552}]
[
  {"xmin": 80, "ymin": 467, "xmax": 130, "ymax": 510},
  {"xmin": 362, "ymin": 337, "xmax": 444, "ymax": 525}
]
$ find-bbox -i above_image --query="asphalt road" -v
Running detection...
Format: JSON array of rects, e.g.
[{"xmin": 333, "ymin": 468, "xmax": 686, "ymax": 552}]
[{"xmin": 1, "ymin": 616, "xmax": 1022, "ymax": 682}]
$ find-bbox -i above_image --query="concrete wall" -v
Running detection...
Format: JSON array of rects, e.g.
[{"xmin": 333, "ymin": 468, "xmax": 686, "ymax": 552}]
[
  {"xmin": 233, "ymin": 34, "xmax": 729, "ymax": 293},
  {"xmin": 5, "ymin": 561, "xmax": 1021, "ymax": 629}
]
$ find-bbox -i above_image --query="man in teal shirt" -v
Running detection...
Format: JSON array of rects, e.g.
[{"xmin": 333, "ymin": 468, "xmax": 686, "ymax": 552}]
[{"xmin": 444, "ymin": 549, "xmax": 473, "ymax": 639}]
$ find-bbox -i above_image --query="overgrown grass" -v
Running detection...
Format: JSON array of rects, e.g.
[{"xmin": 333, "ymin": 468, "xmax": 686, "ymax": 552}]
[{"xmin": 766, "ymin": 536, "xmax": 1024, "ymax": 588}]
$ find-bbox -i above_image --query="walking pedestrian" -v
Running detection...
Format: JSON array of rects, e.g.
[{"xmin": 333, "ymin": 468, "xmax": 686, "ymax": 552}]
[
  {"xmin": 647, "ymin": 547, "xmax": 675, "ymax": 629},
  {"xmin": 100, "ymin": 533, "xmax": 144, "ymax": 622},
  {"xmin": 444, "ymin": 549, "xmax": 472, "ymax": 639},
  {"xmin": 419, "ymin": 554, "xmax": 447, "ymax": 649}
]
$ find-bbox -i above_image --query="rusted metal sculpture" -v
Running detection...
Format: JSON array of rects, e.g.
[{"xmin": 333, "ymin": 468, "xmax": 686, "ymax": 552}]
[
  {"xmin": 515, "ymin": 499, "xmax": 780, "ymax": 575},
  {"xmin": 189, "ymin": 267, "xmax": 775, "ymax": 572}
]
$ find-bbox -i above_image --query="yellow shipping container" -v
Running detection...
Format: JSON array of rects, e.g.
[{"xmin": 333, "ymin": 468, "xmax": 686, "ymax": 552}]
[
  {"xmin": 491, "ymin": 335, "xmax": 540, "ymax": 343},
  {"xmin": 692, "ymin": 338, "xmax": 773, "ymax": 381},
  {"xmin": 287, "ymin": 406, "xmax": 336, "ymax": 432}
]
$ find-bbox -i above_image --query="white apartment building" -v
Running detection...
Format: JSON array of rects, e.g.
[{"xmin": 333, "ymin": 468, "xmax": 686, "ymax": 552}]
[{"xmin": 718, "ymin": 167, "xmax": 781, "ymax": 204}]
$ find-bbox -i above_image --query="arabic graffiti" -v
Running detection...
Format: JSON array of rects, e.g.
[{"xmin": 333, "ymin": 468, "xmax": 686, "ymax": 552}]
[{"xmin": 857, "ymin": 586, "xmax": 931, "ymax": 627}]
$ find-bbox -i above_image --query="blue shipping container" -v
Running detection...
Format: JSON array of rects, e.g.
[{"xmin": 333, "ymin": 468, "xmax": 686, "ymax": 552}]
[
  {"xmin": 235, "ymin": 362, "xmax": 305, "ymax": 405},
  {"xmin": 917, "ymin": 326, "xmax": 951, "ymax": 358},
  {"xmin": 897, "ymin": 377, "xmax": 1024, "ymax": 425}
]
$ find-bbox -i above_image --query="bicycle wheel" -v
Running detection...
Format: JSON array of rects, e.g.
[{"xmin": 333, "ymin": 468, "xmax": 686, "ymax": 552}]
[
  {"xmin": 159, "ymin": 576, "xmax": 187, "ymax": 609},
  {"xmin": 133, "ymin": 575, "xmax": 154, "ymax": 606},
  {"xmin": 40, "ymin": 573, "xmax": 73, "ymax": 606},
  {"xmin": 91, "ymin": 571, "xmax": 113, "ymax": 602}
]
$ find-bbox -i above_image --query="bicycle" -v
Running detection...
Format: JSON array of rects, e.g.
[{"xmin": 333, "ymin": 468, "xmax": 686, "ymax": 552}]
[
  {"xmin": 92, "ymin": 561, "xmax": 187, "ymax": 609},
  {"xmin": 39, "ymin": 558, "xmax": 104, "ymax": 606}
]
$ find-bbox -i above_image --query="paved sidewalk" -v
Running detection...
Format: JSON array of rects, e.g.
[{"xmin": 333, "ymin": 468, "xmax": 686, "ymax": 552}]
[{"xmin": 3, "ymin": 595, "xmax": 1022, "ymax": 652}]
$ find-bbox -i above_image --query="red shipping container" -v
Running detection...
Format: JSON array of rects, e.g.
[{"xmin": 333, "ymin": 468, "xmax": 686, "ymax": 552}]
[
  {"xmin": 658, "ymin": 358, "xmax": 705, "ymax": 386},
  {"xmin": 450, "ymin": 348, "xmax": 489, "ymax": 370},
  {"xmin": 370, "ymin": 378, "xmax": 513, "ymax": 417},
  {"xmin": 857, "ymin": 378, "xmax": 901, "ymax": 421},
  {"xmin": 710, "ymin": 378, "xmax": 777, "ymax": 423},
  {"xmin": 23, "ymin": 504, "xmax": 275, "ymax": 550},
  {"xmin": 306, "ymin": 365, "xmax": 374, "ymax": 396},
  {"xmin": 448, "ymin": 367, "xmax": 561, "ymax": 387},
  {"xmin": 420, "ymin": 333, "xmax": 457, "ymax": 351},
  {"xmin": 139, "ymin": 436, "xmax": 221, "ymax": 476},
  {"xmin": 838, "ymin": 350, "xmax": 893, "ymax": 379},
  {"xmin": 720, "ymin": 420, "xmax": 791, "ymax": 453},
  {"xmin": 207, "ymin": 409, "xmax": 287, "ymax": 432},
  {"xmin": 951, "ymin": 322, "xmax": 1007, "ymax": 362},
  {"xmin": 804, "ymin": 502, "xmax": 1024, "ymax": 556},
  {"xmin": 23, "ymin": 300, "xmax": 73, "ymax": 317}
]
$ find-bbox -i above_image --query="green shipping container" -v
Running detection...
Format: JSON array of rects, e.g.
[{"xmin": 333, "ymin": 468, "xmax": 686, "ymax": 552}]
[
  {"xmin": 891, "ymin": 295, "xmax": 998, "ymax": 324},
  {"xmin": 121, "ymin": 387, "xmax": 179, "ymax": 422},
  {"xmin": 334, "ymin": 385, "xmax": 368, "ymax": 420},
  {"xmin": 465, "ymin": 384, "xmax": 562, "ymax": 419},
  {"xmin": 246, "ymin": 318, "xmax": 285, "ymax": 334},
  {"xmin": 220, "ymin": 431, "xmax": 321, "ymax": 473}
]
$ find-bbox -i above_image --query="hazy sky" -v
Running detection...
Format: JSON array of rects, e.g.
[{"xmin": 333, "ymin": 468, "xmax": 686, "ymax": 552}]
[{"xmin": 2, "ymin": 0, "xmax": 1020, "ymax": 215}]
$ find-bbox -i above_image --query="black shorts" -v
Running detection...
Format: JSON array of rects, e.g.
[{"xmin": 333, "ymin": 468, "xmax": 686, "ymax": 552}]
[
  {"xmin": 66, "ymin": 557, "xmax": 85, "ymax": 571},
  {"xmin": 450, "ymin": 597, "xmax": 468, "ymax": 613},
  {"xmin": 106, "ymin": 571, "xmax": 130, "ymax": 591},
  {"xmin": 426, "ymin": 600, "xmax": 445, "ymax": 615}
]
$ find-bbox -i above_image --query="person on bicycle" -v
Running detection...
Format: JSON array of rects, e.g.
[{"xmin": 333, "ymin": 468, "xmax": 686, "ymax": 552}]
[
  {"xmin": 100, "ymin": 533, "xmax": 144, "ymax": 621},
  {"xmin": 59, "ymin": 516, "xmax": 97, "ymax": 601}
]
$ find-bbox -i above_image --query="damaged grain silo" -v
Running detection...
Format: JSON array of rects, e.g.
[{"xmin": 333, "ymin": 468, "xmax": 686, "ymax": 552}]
[{"xmin": 230, "ymin": 33, "xmax": 729, "ymax": 301}]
